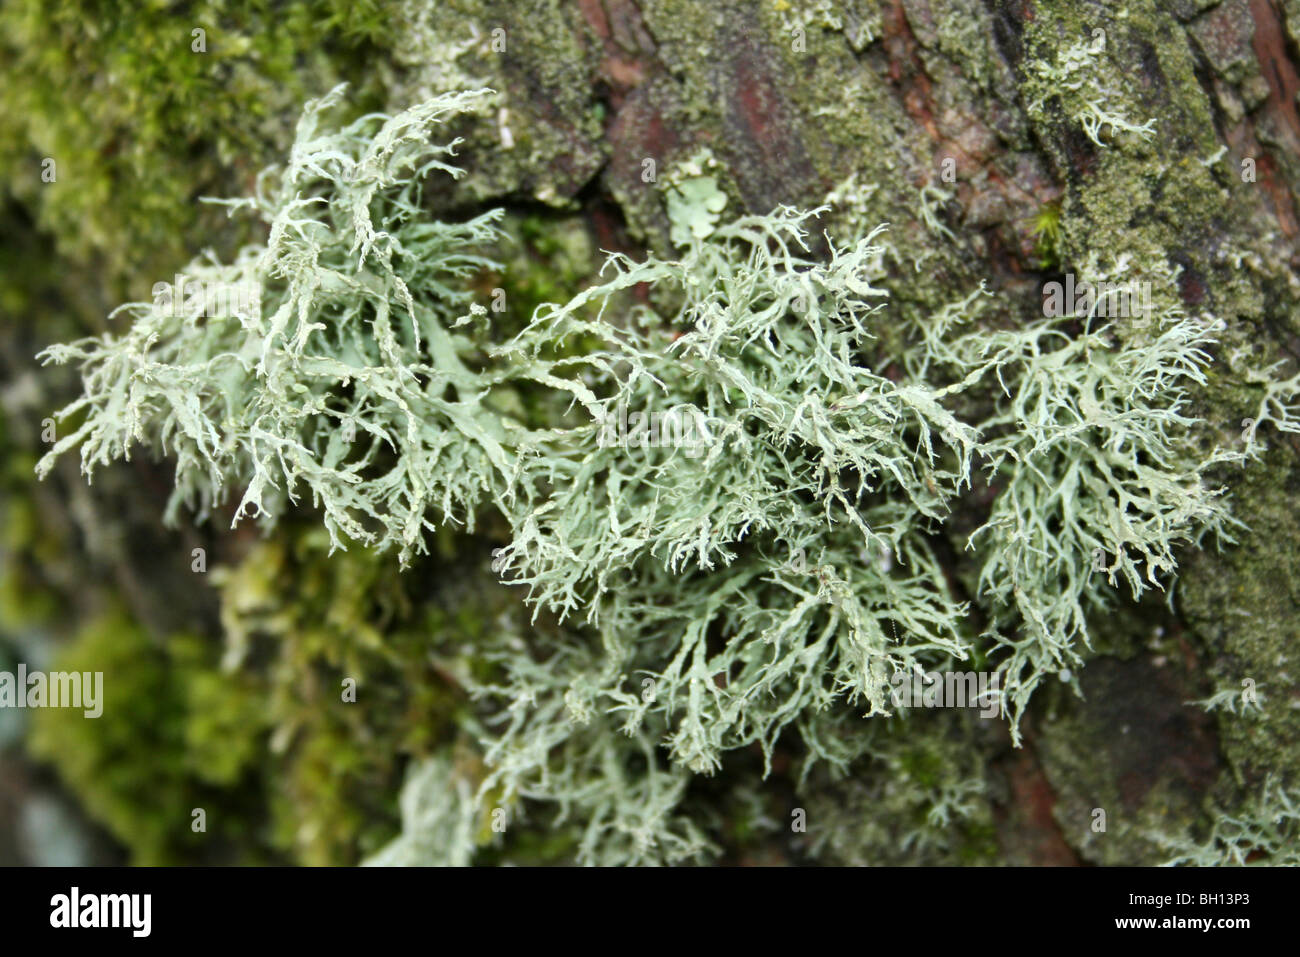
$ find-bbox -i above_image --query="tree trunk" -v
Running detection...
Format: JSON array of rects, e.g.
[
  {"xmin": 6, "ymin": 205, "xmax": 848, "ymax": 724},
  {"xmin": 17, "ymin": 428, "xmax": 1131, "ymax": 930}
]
[{"xmin": 3, "ymin": 0, "xmax": 1298, "ymax": 865}]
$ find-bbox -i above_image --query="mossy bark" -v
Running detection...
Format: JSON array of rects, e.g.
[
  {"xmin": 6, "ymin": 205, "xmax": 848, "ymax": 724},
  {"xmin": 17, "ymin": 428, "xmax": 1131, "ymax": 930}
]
[{"xmin": 3, "ymin": 0, "xmax": 1298, "ymax": 864}]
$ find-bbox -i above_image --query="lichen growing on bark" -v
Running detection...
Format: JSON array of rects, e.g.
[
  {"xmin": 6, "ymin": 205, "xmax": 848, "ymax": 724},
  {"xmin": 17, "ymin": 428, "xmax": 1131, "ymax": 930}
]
[
  {"xmin": 8, "ymin": 0, "xmax": 1300, "ymax": 868},
  {"xmin": 32, "ymin": 82, "xmax": 1290, "ymax": 865}
]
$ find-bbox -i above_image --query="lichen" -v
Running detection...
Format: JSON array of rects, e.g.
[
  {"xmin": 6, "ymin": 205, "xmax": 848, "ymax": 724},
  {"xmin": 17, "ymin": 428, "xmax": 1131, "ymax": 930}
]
[
  {"xmin": 36, "ymin": 86, "xmax": 510, "ymax": 564},
  {"xmin": 30, "ymin": 64, "xmax": 1298, "ymax": 865},
  {"xmin": 1152, "ymin": 777, "xmax": 1300, "ymax": 866},
  {"xmin": 1023, "ymin": 30, "xmax": 1158, "ymax": 148}
]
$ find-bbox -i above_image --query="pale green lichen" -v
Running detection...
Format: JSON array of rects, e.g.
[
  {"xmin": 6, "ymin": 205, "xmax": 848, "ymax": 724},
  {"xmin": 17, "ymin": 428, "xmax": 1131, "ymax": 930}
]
[
  {"xmin": 773, "ymin": 0, "xmax": 881, "ymax": 51},
  {"xmin": 1188, "ymin": 683, "xmax": 1266, "ymax": 717},
  {"xmin": 35, "ymin": 87, "xmax": 1275, "ymax": 864},
  {"xmin": 364, "ymin": 755, "xmax": 480, "ymax": 867},
  {"xmin": 1154, "ymin": 777, "xmax": 1300, "ymax": 866},
  {"xmin": 916, "ymin": 183, "xmax": 956, "ymax": 240},
  {"xmin": 956, "ymin": 298, "xmax": 1242, "ymax": 738},
  {"xmin": 1024, "ymin": 34, "xmax": 1157, "ymax": 147},
  {"xmin": 37, "ymin": 85, "xmax": 510, "ymax": 564},
  {"xmin": 1238, "ymin": 365, "xmax": 1300, "ymax": 458},
  {"xmin": 662, "ymin": 151, "xmax": 730, "ymax": 248}
]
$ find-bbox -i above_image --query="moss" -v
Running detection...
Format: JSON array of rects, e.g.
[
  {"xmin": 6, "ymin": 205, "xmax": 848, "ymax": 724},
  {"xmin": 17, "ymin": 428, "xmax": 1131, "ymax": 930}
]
[
  {"xmin": 0, "ymin": 489, "xmax": 61, "ymax": 630},
  {"xmin": 1030, "ymin": 199, "xmax": 1063, "ymax": 270},
  {"xmin": 0, "ymin": 0, "xmax": 400, "ymax": 297},
  {"xmin": 214, "ymin": 526, "xmax": 518, "ymax": 864},
  {"xmin": 21, "ymin": 515, "xmax": 527, "ymax": 866},
  {"xmin": 0, "ymin": 368, "xmax": 88, "ymax": 633},
  {"xmin": 483, "ymin": 210, "xmax": 598, "ymax": 335},
  {"xmin": 801, "ymin": 713, "xmax": 1001, "ymax": 866},
  {"xmin": 26, "ymin": 610, "xmax": 274, "ymax": 865}
]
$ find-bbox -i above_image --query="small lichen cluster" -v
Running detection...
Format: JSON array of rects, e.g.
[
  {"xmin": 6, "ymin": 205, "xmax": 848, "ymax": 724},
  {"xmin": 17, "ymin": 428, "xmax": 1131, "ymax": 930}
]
[
  {"xmin": 1023, "ymin": 32, "xmax": 1157, "ymax": 147},
  {"xmin": 37, "ymin": 86, "xmax": 509, "ymax": 563},
  {"xmin": 35, "ymin": 88, "xmax": 1266, "ymax": 864},
  {"xmin": 772, "ymin": 0, "xmax": 881, "ymax": 52},
  {"xmin": 1152, "ymin": 777, "xmax": 1300, "ymax": 867}
]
